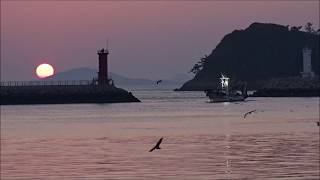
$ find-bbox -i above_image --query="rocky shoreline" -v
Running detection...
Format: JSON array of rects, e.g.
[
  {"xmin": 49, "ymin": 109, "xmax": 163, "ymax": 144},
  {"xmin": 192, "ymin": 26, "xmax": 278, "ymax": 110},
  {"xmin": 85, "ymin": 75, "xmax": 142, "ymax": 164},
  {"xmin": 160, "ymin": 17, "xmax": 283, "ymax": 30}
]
[{"xmin": 250, "ymin": 77, "xmax": 319, "ymax": 97}]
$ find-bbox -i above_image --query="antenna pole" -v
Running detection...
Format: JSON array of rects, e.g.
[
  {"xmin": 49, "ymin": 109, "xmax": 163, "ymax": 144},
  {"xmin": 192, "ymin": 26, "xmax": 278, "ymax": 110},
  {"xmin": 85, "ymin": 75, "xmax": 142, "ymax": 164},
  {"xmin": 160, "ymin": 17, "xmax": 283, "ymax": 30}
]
[{"xmin": 106, "ymin": 38, "xmax": 109, "ymax": 51}]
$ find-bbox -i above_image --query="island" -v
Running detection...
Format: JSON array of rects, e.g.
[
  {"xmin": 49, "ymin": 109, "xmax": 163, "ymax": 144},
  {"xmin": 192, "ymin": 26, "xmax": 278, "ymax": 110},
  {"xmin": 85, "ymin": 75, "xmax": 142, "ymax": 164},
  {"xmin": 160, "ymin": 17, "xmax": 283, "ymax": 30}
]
[{"xmin": 177, "ymin": 22, "xmax": 319, "ymax": 96}]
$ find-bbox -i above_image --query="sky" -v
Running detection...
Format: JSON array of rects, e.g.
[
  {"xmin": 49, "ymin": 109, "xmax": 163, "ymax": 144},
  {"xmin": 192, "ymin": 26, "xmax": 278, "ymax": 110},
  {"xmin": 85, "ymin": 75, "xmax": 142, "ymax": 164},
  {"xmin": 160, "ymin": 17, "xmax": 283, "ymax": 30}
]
[{"xmin": 1, "ymin": 1, "xmax": 319, "ymax": 81}]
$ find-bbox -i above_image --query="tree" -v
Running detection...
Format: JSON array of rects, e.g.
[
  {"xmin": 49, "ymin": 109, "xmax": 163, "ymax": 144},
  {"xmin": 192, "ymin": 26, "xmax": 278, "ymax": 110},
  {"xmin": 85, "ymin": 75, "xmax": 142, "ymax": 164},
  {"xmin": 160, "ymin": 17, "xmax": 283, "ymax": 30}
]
[
  {"xmin": 285, "ymin": 25, "xmax": 289, "ymax": 30},
  {"xmin": 189, "ymin": 63, "xmax": 202, "ymax": 74},
  {"xmin": 305, "ymin": 22, "xmax": 315, "ymax": 33},
  {"xmin": 199, "ymin": 55, "xmax": 208, "ymax": 64},
  {"xmin": 189, "ymin": 55, "xmax": 209, "ymax": 74},
  {"xmin": 290, "ymin": 26, "xmax": 302, "ymax": 31}
]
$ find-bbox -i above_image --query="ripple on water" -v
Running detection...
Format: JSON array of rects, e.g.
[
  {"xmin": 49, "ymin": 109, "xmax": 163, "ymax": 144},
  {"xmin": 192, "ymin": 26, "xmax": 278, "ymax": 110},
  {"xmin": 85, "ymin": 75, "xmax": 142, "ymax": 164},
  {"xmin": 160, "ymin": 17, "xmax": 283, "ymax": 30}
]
[{"xmin": 1, "ymin": 132, "xmax": 319, "ymax": 179}]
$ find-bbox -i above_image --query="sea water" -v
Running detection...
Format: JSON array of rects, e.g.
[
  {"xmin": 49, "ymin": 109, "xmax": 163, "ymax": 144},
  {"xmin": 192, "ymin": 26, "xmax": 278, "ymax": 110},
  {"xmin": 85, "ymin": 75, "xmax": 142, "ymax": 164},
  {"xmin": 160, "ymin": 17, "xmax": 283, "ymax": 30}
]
[{"xmin": 1, "ymin": 90, "xmax": 319, "ymax": 179}]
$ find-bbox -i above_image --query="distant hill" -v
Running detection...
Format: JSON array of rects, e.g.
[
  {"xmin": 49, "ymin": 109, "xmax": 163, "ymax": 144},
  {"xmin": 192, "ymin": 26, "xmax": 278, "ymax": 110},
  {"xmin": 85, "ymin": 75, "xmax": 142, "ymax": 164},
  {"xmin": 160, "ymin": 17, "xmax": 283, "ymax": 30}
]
[
  {"xmin": 46, "ymin": 67, "xmax": 190, "ymax": 88},
  {"xmin": 46, "ymin": 67, "xmax": 97, "ymax": 80},
  {"xmin": 169, "ymin": 73, "xmax": 193, "ymax": 84},
  {"xmin": 179, "ymin": 22, "xmax": 319, "ymax": 90}
]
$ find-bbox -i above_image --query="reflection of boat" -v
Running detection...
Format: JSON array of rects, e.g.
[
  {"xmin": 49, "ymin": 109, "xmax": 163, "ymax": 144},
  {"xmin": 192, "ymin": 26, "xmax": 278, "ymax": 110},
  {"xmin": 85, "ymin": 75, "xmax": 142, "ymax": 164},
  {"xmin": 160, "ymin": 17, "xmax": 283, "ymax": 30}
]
[{"xmin": 205, "ymin": 74, "xmax": 247, "ymax": 103}]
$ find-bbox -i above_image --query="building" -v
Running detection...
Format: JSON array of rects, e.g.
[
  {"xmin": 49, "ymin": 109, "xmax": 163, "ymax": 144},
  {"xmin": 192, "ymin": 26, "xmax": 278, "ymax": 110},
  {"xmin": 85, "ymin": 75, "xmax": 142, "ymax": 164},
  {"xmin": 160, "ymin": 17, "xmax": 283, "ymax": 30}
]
[{"xmin": 301, "ymin": 46, "xmax": 315, "ymax": 78}]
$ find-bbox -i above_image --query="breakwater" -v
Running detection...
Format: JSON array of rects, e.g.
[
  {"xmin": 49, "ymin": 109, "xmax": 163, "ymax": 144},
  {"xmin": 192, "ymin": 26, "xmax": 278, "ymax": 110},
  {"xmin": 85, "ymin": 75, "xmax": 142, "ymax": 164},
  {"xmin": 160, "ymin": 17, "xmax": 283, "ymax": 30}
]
[
  {"xmin": 0, "ymin": 80, "xmax": 140, "ymax": 105},
  {"xmin": 250, "ymin": 77, "xmax": 320, "ymax": 97},
  {"xmin": 251, "ymin": 88, "xmax": 319, "ymax": 97}
]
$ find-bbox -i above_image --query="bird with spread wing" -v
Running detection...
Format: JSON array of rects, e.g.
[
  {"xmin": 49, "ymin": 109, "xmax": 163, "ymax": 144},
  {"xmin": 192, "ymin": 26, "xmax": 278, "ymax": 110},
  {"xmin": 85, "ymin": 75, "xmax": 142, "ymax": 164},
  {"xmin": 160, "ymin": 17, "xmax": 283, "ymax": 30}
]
[
  {"xmin": 243, "ymin": 110, "xmax": 257, "ymax": 119},
  {"xmin": 149, "ymin": 137, "xmax": 163, "ymax": 152}
]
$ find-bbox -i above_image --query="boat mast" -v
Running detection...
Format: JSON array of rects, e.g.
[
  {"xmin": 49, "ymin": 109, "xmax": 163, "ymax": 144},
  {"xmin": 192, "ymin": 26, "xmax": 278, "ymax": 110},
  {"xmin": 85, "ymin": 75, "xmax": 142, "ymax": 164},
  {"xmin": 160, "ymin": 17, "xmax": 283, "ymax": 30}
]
[{"xmin": 220, "ymin": 74, "xmax": 229, "ymax": 96}]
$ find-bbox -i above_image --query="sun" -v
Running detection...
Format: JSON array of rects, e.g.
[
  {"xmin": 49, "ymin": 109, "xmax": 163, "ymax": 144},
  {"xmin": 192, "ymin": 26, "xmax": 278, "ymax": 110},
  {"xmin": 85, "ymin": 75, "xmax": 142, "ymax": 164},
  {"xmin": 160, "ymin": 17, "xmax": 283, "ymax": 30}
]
[{"xmin": 36, "ymin": 63, "xmax": 55, "ymax": 78}]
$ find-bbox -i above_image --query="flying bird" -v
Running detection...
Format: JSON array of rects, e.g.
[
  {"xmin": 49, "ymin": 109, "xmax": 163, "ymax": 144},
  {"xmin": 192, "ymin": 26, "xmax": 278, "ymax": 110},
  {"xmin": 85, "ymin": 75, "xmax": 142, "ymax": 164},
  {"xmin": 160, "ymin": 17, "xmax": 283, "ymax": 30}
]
[
  {"xmin": 243, "ymin": 110, "xmax": 257, "ymax": 119},
  {"xmin": 149, "ymin": 137, "xmax": 163, "ymax": 152},
  {"xmin": 156, "ymin": 80, "xmax": 162, "ymax": 85}
]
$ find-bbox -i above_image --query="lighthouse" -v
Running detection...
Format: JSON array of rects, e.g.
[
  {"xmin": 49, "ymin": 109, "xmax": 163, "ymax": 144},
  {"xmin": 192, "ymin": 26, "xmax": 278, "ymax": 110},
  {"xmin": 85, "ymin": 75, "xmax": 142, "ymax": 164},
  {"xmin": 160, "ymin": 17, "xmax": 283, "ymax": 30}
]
[
  {"xmin": 301, "ymin": 46, "xmax": 315, "ymax": 78},
  {"xmin": 97, "ymin": 48, "xmax": 109, "ymax": 85}
]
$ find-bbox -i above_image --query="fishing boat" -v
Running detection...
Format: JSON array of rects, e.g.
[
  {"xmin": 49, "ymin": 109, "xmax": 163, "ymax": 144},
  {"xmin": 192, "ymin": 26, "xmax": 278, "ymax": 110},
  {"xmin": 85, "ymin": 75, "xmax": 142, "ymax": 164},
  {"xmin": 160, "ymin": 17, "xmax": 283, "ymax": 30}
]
[{"xmin": 205, "ymin": 74, "xmax": 247, "ymax": 103}]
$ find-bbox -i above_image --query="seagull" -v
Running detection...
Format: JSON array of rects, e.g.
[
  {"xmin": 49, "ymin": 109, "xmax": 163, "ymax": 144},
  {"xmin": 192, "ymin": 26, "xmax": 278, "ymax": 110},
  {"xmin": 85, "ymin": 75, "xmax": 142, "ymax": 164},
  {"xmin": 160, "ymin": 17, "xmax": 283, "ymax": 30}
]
[
  {"xmin": 149, "ymin": 137, "xmax": 163, "ymax": 152},
  {"xmin": 243, "ymin": 110, "xmax": 257, "ymax": 119},
  {"xmin": 156, "ymin": 80, "xmax": 162, "ymax": 85}
]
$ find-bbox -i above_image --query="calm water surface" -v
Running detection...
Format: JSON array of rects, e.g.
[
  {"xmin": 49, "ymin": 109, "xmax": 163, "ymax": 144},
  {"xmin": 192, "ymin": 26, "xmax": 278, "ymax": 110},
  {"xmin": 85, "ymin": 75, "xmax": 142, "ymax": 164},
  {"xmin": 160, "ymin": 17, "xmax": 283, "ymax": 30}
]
[{"xmin": 1, "ymin": 90, "xmax": 319, "ymax": 179}]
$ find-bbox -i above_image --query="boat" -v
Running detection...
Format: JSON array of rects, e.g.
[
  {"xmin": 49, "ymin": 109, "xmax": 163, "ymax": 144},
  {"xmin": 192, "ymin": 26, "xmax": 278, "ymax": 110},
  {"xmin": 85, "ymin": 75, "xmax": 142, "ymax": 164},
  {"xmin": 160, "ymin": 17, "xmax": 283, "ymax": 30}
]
[{"xmin": 205, "ymin": 74, "xmax": 247, "ymax": 103}]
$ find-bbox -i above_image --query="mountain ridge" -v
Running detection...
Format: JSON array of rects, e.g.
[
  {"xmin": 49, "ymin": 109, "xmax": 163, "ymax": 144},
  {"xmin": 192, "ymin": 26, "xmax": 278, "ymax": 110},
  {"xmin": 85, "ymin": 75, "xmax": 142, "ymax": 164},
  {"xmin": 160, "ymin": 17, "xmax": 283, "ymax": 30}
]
[{"xmin": 46, "ymin": 67, "xmax": 191, "ymax": 88}]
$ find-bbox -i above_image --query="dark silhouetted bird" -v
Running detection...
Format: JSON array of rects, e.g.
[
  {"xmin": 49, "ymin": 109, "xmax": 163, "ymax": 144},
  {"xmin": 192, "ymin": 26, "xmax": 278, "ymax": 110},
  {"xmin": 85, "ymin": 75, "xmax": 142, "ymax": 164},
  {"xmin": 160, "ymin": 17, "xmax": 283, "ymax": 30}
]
[
  {"xmin": 243, "ymin": 110, "xmax": 257, "ymax": 119},
  {"xmin": 317, "ymin": 122, "xmax": 320, "ymax": 126},
  {"xmin": 149, "ymin": 137, "xmax": 163, "ymax": 152},
  {"xmin": 156, "ymin": 80, "xmax": 162, "ymax": 85}
]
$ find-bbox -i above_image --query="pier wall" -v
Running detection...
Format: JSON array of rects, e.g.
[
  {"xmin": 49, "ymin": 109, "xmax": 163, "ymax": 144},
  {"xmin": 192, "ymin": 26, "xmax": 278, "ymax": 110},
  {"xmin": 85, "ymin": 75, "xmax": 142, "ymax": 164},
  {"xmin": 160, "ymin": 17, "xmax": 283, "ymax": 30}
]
[{"xmin": 1, "ymin": 83, "xmax": 140, "ymax": 105}]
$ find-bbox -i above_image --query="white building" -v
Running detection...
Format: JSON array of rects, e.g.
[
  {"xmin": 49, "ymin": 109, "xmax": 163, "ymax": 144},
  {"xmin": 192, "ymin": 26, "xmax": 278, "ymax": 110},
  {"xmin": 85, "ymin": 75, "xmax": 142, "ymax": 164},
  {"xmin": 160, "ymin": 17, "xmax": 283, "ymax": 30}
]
[{"xmin": 301, "ymin": 46, "xmax": 315, "ymax": 78}]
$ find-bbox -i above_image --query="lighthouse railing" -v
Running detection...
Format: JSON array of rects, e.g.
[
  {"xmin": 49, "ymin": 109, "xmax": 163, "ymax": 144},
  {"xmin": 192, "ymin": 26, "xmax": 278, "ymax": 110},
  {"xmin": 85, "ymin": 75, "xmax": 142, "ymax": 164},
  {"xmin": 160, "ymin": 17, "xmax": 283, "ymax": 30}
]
[{"xmin": 0, "ymin": 80, "xmax": 93, "ymax": 87}]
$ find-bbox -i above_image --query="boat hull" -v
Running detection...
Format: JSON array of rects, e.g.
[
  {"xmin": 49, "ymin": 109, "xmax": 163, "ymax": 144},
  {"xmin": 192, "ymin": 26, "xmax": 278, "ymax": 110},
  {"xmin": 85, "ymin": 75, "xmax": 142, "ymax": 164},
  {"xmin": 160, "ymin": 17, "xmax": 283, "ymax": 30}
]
[{"xmin": 209, "ymin": 95, "xmax": 246, "ymax": 103}]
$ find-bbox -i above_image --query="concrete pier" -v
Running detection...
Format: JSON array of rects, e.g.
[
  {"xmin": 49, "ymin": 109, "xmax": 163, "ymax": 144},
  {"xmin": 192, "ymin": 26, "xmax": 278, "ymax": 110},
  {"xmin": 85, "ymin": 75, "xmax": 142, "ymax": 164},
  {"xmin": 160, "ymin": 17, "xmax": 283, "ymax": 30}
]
[{"xmin": 0, "ymin": 80, "xmax": 140, "ymax": 105}]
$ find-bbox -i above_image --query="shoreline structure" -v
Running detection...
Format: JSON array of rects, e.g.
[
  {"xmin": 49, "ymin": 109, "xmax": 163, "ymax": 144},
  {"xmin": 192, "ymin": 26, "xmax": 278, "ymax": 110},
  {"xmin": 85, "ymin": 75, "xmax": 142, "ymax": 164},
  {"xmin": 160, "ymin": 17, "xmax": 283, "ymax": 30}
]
[{"xmin": 0, "ymin": 48, "xmax": 140, "ymax": 105}]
